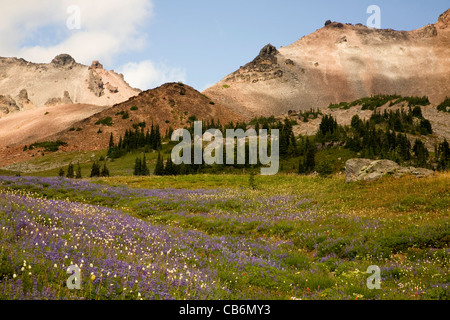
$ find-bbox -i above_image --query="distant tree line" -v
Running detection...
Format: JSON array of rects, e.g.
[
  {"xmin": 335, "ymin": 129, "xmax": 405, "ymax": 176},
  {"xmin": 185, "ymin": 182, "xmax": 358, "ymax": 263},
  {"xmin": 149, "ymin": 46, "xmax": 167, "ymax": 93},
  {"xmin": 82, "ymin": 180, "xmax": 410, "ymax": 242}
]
[{"xmin": 107, "ymin": 122, "xmax": 162, "ymax": 159}]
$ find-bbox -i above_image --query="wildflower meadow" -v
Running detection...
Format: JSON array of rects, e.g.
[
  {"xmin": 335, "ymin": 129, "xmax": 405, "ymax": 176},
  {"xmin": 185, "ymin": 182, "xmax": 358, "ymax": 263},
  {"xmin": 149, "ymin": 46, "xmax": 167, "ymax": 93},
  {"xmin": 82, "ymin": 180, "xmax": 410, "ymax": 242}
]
[{"xmin": 0, "ymin": 174, "xmax": 448, "ymax": 300}]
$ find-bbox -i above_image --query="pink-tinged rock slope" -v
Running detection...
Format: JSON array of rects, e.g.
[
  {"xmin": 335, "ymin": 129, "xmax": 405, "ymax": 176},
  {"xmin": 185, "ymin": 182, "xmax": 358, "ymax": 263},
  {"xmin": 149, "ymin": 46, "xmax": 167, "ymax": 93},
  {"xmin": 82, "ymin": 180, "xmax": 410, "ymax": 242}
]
[
  {"xmin": 204, "ymin": 9, "xmax": 450, "ymax": 118},
  {"xmin": 0, "ymin": 54, "xmax": 140, "ymax": 117}
]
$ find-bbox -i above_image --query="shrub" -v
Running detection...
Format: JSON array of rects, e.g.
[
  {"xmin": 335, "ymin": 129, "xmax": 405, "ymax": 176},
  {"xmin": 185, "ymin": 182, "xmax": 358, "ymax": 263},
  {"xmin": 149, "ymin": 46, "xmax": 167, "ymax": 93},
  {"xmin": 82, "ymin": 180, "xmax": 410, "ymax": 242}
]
[
  {"xmin": 316, "ymin": 160, "xmax": 334, "ymax": 177},
  {"xmin": 28, "ymin": 140, "xmax": 67, "ymax": 152},
  {"xmin": 95, "ymin": 117, "xmax": 113, "ymax": 126},
  {"xmin": 437, "ymin": 97, "xmax": 450, "ymax": 113},
  {"xmin": 130, "ymin": 106, "xmax": 138, "ymax": 111}
]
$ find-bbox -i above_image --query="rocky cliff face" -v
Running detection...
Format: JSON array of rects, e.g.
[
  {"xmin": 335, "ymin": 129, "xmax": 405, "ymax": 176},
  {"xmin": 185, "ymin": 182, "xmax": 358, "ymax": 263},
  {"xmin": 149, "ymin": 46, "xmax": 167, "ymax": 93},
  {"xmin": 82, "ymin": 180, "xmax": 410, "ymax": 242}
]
[
  {"xmin": 0, "ymin": 54, "xmax": 141, "ymax": 117},
  {"xmin": 204, "ymin": 9, "xmax": 450, "ymax": 118}
]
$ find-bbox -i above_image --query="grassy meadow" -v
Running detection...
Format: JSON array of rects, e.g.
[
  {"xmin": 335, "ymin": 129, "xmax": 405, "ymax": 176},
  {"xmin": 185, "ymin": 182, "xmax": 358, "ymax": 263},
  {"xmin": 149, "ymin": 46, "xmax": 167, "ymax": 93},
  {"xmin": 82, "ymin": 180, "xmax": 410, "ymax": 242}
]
[{"xmin": 0, "ymin": 170, "xmax": 448, "ymax": 300}]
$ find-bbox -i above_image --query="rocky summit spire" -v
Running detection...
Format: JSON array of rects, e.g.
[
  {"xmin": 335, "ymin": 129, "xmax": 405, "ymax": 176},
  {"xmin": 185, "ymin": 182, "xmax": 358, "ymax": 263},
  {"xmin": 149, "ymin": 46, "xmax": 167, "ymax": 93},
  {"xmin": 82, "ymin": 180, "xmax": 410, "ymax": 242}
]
[{"xmin": 51, "ymin": 54, "xmax": 76, "ymax": 69}]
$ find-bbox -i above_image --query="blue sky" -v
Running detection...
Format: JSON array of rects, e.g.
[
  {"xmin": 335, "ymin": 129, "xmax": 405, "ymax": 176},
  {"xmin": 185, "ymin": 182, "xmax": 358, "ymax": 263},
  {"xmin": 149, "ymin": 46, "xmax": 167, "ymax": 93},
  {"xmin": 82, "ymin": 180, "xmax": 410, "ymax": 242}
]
[{"xmin": 1, "ymin": 0, "xmax": 449, "ymax": 91}]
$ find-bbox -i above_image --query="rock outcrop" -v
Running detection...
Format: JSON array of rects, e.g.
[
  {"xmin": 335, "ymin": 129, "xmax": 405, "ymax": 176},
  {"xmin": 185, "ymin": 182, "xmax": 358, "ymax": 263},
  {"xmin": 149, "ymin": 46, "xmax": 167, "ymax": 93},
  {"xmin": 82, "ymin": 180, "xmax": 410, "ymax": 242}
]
[
  {"xmin": 345, "ymin": 158, "xmax": 434, "ymax": 182},
  {"xmin": 88, "ymin": 69, "xmax": 105, "ymax": 97},
  {"xmin": 44, "ymin": 91, "xmax": 73, "ymax": 106},
  {"xmin": 51, "ymin": 54, "xmax": 77, "ymax": 69},
  {"xmin": 90, "ymin": 60, "xmax": 104, "ymax": 70},
  {"xmin": 0, "ymin": 95, "xmax": 20, "ymax": 114}
]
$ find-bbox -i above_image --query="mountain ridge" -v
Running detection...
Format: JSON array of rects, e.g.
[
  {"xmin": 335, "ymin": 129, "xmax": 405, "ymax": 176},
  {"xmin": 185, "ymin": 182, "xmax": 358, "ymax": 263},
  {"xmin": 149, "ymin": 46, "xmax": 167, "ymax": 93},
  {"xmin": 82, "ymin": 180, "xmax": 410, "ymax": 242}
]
[
  {"xmin": 203, "ymin": 9, "xmax": 450, "ymax": 118},
  {"xmin": 0, "ymin": 54, "xmax": 140, "ymax": 117}
]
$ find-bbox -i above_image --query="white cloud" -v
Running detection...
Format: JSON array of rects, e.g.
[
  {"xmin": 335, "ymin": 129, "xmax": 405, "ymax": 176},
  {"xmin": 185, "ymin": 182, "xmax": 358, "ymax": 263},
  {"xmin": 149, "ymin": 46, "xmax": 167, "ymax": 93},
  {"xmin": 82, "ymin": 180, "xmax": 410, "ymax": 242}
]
[
  {"xmin": 118, "ymin": 60, "xmax": 187, "ymax": 91},
  {"xmin": 0, "ymin": 0, "xmax": 188, "ymax": 91},
  {"xmin": 0, "ymin": 0, "xmax": 152, "ymax": 65}
]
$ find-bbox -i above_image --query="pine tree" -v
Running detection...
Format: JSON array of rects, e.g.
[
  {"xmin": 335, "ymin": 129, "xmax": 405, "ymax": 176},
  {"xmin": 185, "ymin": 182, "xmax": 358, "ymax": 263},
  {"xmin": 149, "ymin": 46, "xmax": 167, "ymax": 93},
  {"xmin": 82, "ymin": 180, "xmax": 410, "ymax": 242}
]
[
  {"xmin": 107, "ymin": 133, "xmax": 114, "ymax": 155},
  {"xmin": 413, "ymin": 139, "xmax": 429, "ymax": 167},
  {"xmin": 142, "ymin": 154, "xmax": 150, "ymax": 176},
  {"xmin": 154, "ymin": 153, "xmax": 165, "ymax": 176},
  {"xmin": 101, "ymin": 162, "xmax": 110, "ymax": 177},
  {"xmin": 75, "ymin": 162, "xmax": 82, "ymax": 179},
  {"xmin": 66, "ymin": 163, "xmax": 74, "ymax": 179},
  {"xmin": 90, "ymin": 161, "xmax": 101, "ymax": 177},
  {"xmin": 134, "ymin": 157, "xmax": 142, "ymax": 176},
  {"xmin": 297, "ymin": 157, "xmax": 306, "ymax": 174},
  {"xmin": 304, "ymin": 141, "xmax": 316, "ymax": 173},
  {"xmin": 164, "ymin": 156, "xmax": 175, "ymax": 176},
  {"xmin": 59, "ymin": 168, "xmax": 65, "ymax": 177}
]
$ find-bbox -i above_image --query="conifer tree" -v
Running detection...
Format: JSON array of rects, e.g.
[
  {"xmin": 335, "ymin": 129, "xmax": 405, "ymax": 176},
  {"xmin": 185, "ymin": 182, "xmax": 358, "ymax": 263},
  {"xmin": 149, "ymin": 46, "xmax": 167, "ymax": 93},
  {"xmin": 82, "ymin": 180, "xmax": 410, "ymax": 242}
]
[
  {"xmin": 66, "ymin": 163, "xmax": 74, "ymax": 179},
  {"xmin": 101, "ymin": 162, "xmax": 110, "ymax": 177},
  {"xmin": 90, "ymin": 161, "xmax": 101, "ymax": 177},
  {"xmin": 154, "ymin": 153, "xmax": 165, "ymax": 176},
  {"xmin": 134, "ymin": 157, "xmax": 142, "ymax": 176},
  {"xmin": 164, "ymin": 156, "xmax": 176, "ymax": 176},
  {"xmin": 108, "ymin": 133, "xmax": 114, "ymax": 155},
  {"xmin": 75, "ymin": 162, "xmax": 82, "ymax": 179},
  {"xmin": 142, "ymin": 154, "xmax": 150, "ymax": 176}
]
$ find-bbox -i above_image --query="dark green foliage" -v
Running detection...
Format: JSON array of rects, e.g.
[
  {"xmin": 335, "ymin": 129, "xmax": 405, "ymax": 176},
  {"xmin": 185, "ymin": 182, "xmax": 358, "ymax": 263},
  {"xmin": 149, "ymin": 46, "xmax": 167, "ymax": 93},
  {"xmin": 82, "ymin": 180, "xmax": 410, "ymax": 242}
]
[
  {"xmin": 90, "ymin": 161, "xmax": 101, "ymax": 178},
  {"xmin": 369, "ymin": 107, "xmax": 432, "ymax": 135},
  {"xmin": 329, "ymin": 95, "xmax": 430, "ymax": 111},
  {"xmin": 154, "ymin": 153, "xmax": 165, "ymax": 176},
  {"xmin": 163, "ymin": 156, "xmax": 177, "ymax": 176},
  {"xmin": 390, "ymin": 96, "xmax": 430, "ymax": 107},
  {"xmin": 66, "ymin": 163, "xmax": 75, "ymax": 179},
  {"xmin": 28, "ymin": 140, "xmax": 67, "ymax": 152},
  {"xmin": 317, "ymin": 115, "xmax": 339, "ymax": 139},
  {"xmin": 75, "ymin": 162, "xmax": 82, "ymax": 179},
  {"xmin": 95, "ymin": 117, "xmax": 113, "ymax": 126},
  {"xmin": 249, "ymin": 116, "xmax": 277, "ymax": 130},
  {"xmin": 298, "ymin": 137, "xmax": 317, "ymax": 174},
  {"xmin": 298, "ymin": 109, "xmax": 321, "ymax": 122},
  {"xmin": 316, "ymin": 160, "xmax": 334, "ymax": 177},
  {"xmin": 133, "ymin": 157, "xmax": 142, "ymax": 176},
  {"xmin": 436, "ymin": 139, "xmax": 450, "ymax": 171},
  {"xmin": 419, "ymin": 119, "xmax": 433, "ymax": 135},
  {"xmin": 115, "ymin": 110, "xmax": 130, "ymax": 119},
  {"xmin": 134, "ymin": 155, "xmax": 149, "ymax": 176},
  {"xmin": 132, "ymin": 122, "xmax": 146, "ymax": 130},
  {"xmin": 59, "ymin": 168, "xmax": 65, "ymax": 177},
  {"xmin": 413, "ymin": 139, "xmax": 429, "ymax": 167},
  {"xmin": 437, "ymin": 97, "xmax": 450, "ymax": 113},
  {"xmin": 279, "ymin": 118, "xmax": 298, "ymax": 157},
  {"xmin": 314, "ymin": 107, "xmax": 435, "ymax": 169},
  {"xmin": 107, "ymin": 124, "xmax": 162, "ymax": 159},
  {"xmin": 101, "ymin": 162, "xmax": 110, "ymax": 177},
  {"xmin": 411, "ymin": 106, "xmax": 423, "ymax": 118},
  {"xmin": 329, "ymin": 94, "xmax": 401, "ymax": 110},
  {"xmin": 130, "ymin": 106, "xmax": 138, "ymax": 111}
]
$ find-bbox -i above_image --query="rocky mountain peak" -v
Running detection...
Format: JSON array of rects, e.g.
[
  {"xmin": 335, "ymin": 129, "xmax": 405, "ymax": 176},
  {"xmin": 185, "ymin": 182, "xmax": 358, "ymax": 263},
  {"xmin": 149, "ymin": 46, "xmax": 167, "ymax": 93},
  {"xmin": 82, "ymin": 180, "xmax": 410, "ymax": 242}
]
[
  {"xmin": 51, "ymin": 54, "xmax": 76, "ymax": 68},
  {"xmin": 90, "ymin": 60, "xmax": 104, "ymax": 70},
  {"xmin": 258, "ymin": 44, "xmax": 278, "ymax": 60},
  {"xmin": 437, "ymin": 8, "xmax": 450, "ymax": 28}
]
